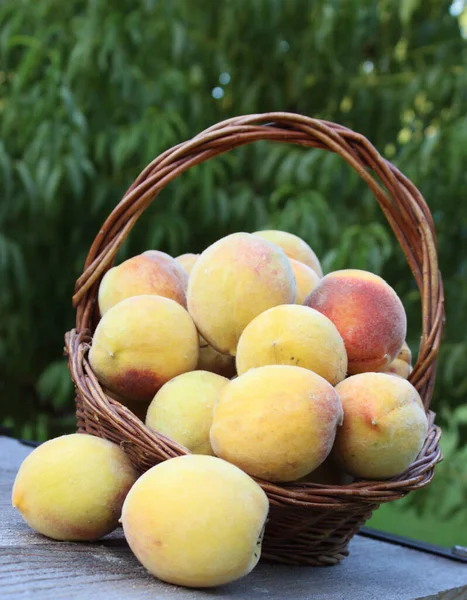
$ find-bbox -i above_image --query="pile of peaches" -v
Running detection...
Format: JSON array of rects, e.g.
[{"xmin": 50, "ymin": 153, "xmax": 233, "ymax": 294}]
[{"xmin": 13, "ymin": 230, "xmax": 427, "ymax": 588}]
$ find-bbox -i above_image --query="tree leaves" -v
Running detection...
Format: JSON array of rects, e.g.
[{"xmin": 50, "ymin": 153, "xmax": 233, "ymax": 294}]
[
  {"xmin": 37, "ymin": 360, "xmax": 73, "ymax": 412},
  {"xmin": 400, "ymin": 0, "xmax": 421, "ymax": 26},
  {"xmin": 0, "ymin": 1, "xmax": 465, "ymax": 487}
]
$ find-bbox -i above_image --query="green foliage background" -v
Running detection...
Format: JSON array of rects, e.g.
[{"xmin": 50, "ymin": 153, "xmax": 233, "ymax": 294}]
[{"xmin": 1, "ymin": 0, "xmax": 466, "ymax": 545}]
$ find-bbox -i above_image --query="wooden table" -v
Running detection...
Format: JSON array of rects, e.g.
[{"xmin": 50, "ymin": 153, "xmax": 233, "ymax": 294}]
[{"xmin": 1, "ymin": 436, "xmax": 466, "ymax": 600}]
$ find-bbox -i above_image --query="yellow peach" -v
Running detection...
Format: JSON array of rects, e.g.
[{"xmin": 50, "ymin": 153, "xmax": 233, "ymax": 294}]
[
  {"xmin": 98, "ymin": 252, "xmax": 187, "ymax": 315},
  {"xmin": 289, "ymin": 258, "xmax": 321, "ymax": 304},
  {"xmin": 210, "ymin": 365, "xmax": 343, "ymax": 482},
  {"xmin": 396, "ymin": 341, "xmax": 412, "ymax": 365},
  {"xmin": 236, "ymin": 304, "xmax": 347, "ymax": 385},
  {"xmin": 383, "ymin": 358, "xmax": 413, "ymax": 379},
  {"xmin": 175, "ymin": 253, "xmax": 199, "ymax": 275},
  {"xmin": 187, "ymin": 233, "xmax": 296, "ymax": 355},
  {"xmin": 333, "ymin": 373, "xmax": 428, "ymax": 479},
  {"xmin": 253, "ymin": 230, "xmax": 322, "ymax": 276},
  {"xmin": 146, "ymin": 371, "xmax": 229, "ymax": 455},
  {"xmin": 197, "ymin": 336, "xmax": 237, "ymax": 378},
  {"xmin": 121, "ymin": 455, "xmax": 269, "ymax": 588},
  {"xmin": 143, "ymin": 249, "xmax": 189, "ymax": 285},
  {"xmin": 12, "ymin": 434, "xmax": 138, "ymax": 541},
  {"xmin": 305, "ymin": 269, "xmax": 407, "ymax": 374},
  {"xmin": 89, "ymin": 295, "xmax": 199, "ymax": 402}
]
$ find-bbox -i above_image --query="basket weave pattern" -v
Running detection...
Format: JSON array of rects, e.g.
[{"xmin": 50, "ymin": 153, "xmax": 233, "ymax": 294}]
[{"xmin": 65, "ymin": 113, "xmax": 444, "ymax": 566}]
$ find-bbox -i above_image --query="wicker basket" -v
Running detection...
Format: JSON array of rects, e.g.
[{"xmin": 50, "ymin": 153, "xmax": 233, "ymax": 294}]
[{"xmin": 65, "ymin": 112, "xmax": 444, "ymax": 566}]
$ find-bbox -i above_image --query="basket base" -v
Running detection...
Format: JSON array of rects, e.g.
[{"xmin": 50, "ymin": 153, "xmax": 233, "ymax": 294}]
[
  {"xmin": 261, "ymin": 505, "xmax": 376, "ymax": 566},
  {"xmin": 68, "ymin": 323, "xmax": 441, "ymax": 569}
]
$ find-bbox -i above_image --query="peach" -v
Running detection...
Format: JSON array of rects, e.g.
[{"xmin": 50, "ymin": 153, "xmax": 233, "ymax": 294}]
[
  {"xmin": 175, "ymin": 253, "xmax": 199, "ymax": 275},
  {"xmin": 396, "ymin": 341, "xmax": 412, "ymax": 365},
  {"xmin": 143, "ymin": 249, "xmax": 189, "ymax": 285},
  {"xmin": 305, "ymin": 269, "xmax": 406, "ymax": 374},
  {"xmin": 89, "ymin": 295, "xmax": 199, "ymax": 402},
  {"xmin": 383, "ymin": 342, "xmax": 412, "ymax": 379},
  {"xmin": 253, "ymin": 230, "xmax": 322, "ymax": 276},
  {"xmin": 146, "ymin": 371, "xmax": 229, "ymax": 455},
  {"xmin": 197, "ymin": 336, "xmax": 237, "ymax": 378},
  {"xmin": 187, "ymin": 233, "xmax": 296, "ymax": 355},
  {"xmin": 289, "ymin": 258, "xmax": 321, "ymax": 304},
  {"xmin": 98, "ymin": 252, "xmax": 187, "ymax": 315},
  {"xmin": 12, "ymin": 434, "xmax": 138, "ymax": 541},
  {"xmin": 383, "ymin": 358, "xmax": 412, "ymax": 379},
  {"xmin": 236, "ymin": 305, "xmax": 347, "ymax": 385},
  {"xmin": 121, "ymin": 455, "xmax": 269, "ymax": 588},
  {"xmin": 210, "ymin": 365, "xmax": 343, "ymax": 482},
  {"xmin": 333, "ymin": 373, "xmax": 428, "ymax": 479}
]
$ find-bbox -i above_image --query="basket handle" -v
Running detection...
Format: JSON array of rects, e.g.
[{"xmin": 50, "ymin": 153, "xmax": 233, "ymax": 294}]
[{"xmin": 72, "ymin": 112, "xmax": 445, "ymax": 410}]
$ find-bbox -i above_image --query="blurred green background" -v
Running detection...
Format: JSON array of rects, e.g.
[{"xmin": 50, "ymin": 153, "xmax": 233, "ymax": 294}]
[{"xmin": 1, "ymin": 0, "xmax": 466, "ymax": 546}]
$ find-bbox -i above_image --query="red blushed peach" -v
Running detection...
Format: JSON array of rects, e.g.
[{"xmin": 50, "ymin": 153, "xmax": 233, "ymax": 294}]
[
  {"xmin": 305, "ymin": 269, "xmax": 406, "ymax": 374},
  {"xmin": 98, "ymin": 252, "xmax": 187, "ymax": 315}
]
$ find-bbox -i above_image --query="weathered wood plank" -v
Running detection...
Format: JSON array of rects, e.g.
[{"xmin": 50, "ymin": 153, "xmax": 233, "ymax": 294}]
[{"xmin": 1, "ymin": 436, "xmax": 466, "ymax": 600}]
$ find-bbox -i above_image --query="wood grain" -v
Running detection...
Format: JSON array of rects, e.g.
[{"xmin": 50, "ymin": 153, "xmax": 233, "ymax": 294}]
[{"xmin": 1, "ymin": 437, "xmax": 466, "ymax": 600}]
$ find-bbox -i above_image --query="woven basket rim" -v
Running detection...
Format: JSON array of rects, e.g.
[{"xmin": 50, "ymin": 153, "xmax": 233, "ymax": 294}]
[{"xmin": 66, "ymin": 111, "xmax": 445, "ymax": 510}]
